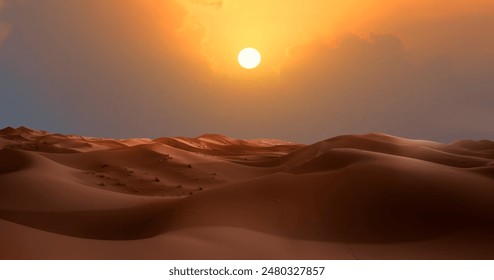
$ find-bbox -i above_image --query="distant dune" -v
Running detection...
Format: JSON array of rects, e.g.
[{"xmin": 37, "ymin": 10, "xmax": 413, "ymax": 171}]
[{"xmin": 1, "ymin": 126, "xmax": 494, "ymax": 259}]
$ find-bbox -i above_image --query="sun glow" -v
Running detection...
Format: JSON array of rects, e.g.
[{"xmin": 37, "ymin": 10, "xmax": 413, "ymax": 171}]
[
  {"xmin": 238, "ymin": 48, "xmax": 261, "ymax": 69},
  {"xmin": 178, "ymin": 0, "xmax": 376, "ymax": 75}
]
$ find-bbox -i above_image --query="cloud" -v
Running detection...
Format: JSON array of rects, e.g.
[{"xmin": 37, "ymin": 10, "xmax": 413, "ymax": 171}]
[
  {"xmin": 179, "ymin": 0, "xmax": 494, "ymax": 77},
  {"xmin": 274, "ymin": 33, "xmax": 494, "ymax": 142}
]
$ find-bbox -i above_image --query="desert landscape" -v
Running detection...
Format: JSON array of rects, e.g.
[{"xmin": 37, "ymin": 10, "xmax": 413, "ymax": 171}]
[{"xmin": 0, "ymin": 126, "xmax": 493, "ymax": 259}]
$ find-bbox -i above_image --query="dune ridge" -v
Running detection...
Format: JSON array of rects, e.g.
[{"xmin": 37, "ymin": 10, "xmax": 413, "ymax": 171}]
[{"xmin": 1, "ymin": 126, "xmax": 494, "ymax": 259}]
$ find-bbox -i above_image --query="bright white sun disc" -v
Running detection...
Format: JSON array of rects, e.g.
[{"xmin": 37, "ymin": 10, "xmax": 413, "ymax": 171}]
[{"xmin": 238, "ymin": 48, "xmax": 261, "ymax": 69}]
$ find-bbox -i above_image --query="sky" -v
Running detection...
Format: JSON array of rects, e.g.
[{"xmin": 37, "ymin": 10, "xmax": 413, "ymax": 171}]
[{"xmin": 0, "ymin": 0, "xmax": 493, "ymax": 143}]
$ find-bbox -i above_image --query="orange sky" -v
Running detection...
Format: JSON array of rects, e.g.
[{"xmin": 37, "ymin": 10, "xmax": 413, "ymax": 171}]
[
  {"xmin": 0, "ymin": 0, "xmax": 493, "ymax": 142},
  {"xmin": 177, "ymin": 0, "xmax": 494, "ymax": 75}
]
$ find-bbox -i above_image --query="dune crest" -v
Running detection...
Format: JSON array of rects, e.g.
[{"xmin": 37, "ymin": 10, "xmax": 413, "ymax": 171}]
[{"xmin": 1, "ymin": 126, "xmax": 494, "ymax": 259}]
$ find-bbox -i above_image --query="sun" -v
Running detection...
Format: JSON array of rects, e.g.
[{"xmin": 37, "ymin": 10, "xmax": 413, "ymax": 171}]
[{"xmin": 238, "ymin": 48, "xmax": 261, "ymax": 69}]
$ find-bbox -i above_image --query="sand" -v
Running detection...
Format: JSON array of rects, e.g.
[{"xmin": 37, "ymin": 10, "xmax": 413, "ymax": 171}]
[{"xmin": 1, "ymin": 126, "xmax": 494, "ymax": 259}]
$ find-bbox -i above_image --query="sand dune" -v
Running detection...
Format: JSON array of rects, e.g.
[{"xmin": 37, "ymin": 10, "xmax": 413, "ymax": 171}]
[{"xmin": 1, "ymin": 126, "xmax": 494, "ymax": 259}]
